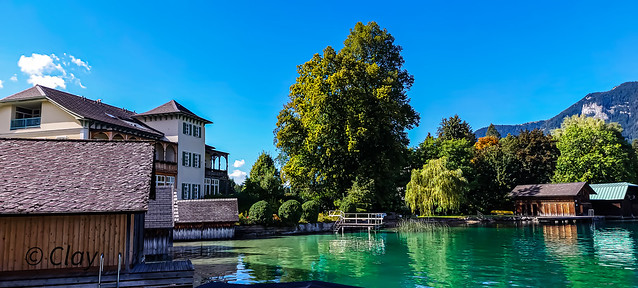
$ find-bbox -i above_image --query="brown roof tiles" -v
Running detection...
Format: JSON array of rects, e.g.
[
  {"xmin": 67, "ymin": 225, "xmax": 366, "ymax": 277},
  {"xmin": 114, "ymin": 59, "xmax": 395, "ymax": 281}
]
[
  {"xmin": 509, "ymin": 182, "xmax": 596, "ymax": 198},
  {"xmin": 174, "ymin": 199, "xmax": 238, "ymax": 223},
  {"xmin": 0, "ymin": 139, "xmax": 154, "ymax": 214}
]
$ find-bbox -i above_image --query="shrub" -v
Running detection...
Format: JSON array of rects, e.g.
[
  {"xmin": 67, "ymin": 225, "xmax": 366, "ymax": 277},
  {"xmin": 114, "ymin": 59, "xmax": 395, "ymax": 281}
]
[
  {"xmin": 317, "ymin": 212, "xmax": 337, "ymax": 223},
  {"xmin": 301, "ymin": 200, "xmax": 320, "ymax": 223},
  {"xmin": 278, "ymin": 200, "xmax": 302, "ymax": 225},
  {"xmin": 249, "ymin": 200, "xmax": 274, "ymax": 225},
  {"xmin": 238, "ymin": 212, "xmax": 250, "ymax": 225},
  {"xmin": 339, "ymin": 197, "xmax": 357, "ymax": 213}
]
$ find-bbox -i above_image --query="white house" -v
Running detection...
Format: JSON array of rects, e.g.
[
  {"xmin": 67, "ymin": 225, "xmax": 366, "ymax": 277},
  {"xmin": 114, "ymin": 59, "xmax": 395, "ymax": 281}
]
[{"xmin": 0, "ymin": 85, "xmax": 232, "ymax": 199}]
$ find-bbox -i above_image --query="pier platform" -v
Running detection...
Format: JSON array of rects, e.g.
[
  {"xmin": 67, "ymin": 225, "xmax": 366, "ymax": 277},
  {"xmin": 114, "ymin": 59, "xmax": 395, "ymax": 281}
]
[{"xmin": 0, "ymin": 260, "xmax": 194, "ymax": 288}]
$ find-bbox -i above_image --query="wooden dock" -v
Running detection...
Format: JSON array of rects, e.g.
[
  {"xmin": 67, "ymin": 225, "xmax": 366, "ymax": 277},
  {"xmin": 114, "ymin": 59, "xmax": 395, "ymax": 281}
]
[
  {"xmin": 0, "ymin": 260, "xmax": 194, "ymax": 288},
  {"xmin": 534, "ymin": 215, "xmax": 605, "ymax": 224},
  {"xmin": 329, "ymin": 211, "xmax": 385, "ymax": 233}
]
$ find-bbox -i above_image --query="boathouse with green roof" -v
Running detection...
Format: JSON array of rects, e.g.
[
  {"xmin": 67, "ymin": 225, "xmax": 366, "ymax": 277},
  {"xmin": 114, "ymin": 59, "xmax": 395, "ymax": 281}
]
[{"xmin": 590, "ymin": 182, "xmax": 638, "ymax": 217}]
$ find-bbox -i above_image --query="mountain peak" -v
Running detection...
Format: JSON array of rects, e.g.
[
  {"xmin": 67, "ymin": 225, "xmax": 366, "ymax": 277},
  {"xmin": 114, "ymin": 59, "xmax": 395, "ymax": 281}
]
[{"xmin": 476, "ymin": 82, "xmax": 638, "ymax": 139}]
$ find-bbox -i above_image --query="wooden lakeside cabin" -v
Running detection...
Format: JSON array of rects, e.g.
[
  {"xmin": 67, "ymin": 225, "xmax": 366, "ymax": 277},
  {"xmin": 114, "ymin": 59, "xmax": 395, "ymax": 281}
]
[
  {"xmin": 0, "ymin": 139, "xmax": 193, "ymax": 287},
  {"xmin": 509, "ymin": 182, "xmax": 596, "ymax": 217},
  {"xmin": 590, "ymin": 182, "xmax": 638, "ymax": 217}
]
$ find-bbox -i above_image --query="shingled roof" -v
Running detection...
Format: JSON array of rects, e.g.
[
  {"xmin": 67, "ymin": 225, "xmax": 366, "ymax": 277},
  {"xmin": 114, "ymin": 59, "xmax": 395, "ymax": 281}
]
[
  {"xmin": 0, "ymin": 139, "xmax": 154, "ymax": 214},
  {"xmin": 0, "ymin": 85, "xmax": 163, "ymax": 138},
  {"xmin": 174, "ymin": 199, "xmax": 238, "ymax": 223},
  {"xmin": 135, "ymin": 100, "xmax": 212, "ymax": 124},
  {"xmin": 509, "ymin": 182, "xmax": 596, "ymax": 198}
]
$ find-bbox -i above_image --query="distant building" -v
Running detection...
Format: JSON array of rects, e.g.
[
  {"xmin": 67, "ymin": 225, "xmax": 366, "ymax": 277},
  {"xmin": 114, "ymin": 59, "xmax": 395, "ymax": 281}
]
[
  {"xmin": 509, "ymin": 182, "xmax": 596, "ymax": 216},
  {"xmin": 589, "ymin": 182, "xmax": 638, "ymax": 217}
]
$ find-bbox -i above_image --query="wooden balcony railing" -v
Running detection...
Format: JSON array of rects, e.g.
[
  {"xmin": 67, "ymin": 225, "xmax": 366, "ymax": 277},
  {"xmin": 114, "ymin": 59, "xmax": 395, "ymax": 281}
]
[{"xmin": 154, "ymin": 160, "xmax": 177, "ymax": 174}]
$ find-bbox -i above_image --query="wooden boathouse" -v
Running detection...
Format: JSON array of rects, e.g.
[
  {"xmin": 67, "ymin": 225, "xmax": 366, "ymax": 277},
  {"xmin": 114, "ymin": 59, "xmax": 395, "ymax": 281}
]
[
  {"xmin": 173, "ymin": 198, "xmax": 239, "ymax": 241},
  {"xmin": 510, "ymin": 182, "xmax": 596, "ymax": 216},
  {"xmin": 0, "ymin": 139, "xmax": 193, "ymax": 287},
  {"xmin": 590, "ymin": 182, "xmax": 638, "ymax": 217}
]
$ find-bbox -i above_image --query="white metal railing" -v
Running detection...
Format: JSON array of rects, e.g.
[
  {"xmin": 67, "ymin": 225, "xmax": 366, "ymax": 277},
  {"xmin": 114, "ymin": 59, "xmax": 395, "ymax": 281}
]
[{"xmin": 329, "ymin": 210, "xmax": 385, "ymax": 232}]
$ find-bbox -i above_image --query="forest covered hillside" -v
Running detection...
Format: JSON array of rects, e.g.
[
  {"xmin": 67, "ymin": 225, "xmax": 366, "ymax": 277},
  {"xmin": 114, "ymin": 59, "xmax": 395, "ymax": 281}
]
[{"xmin": 476, "ymin": 82, "xmax": 638, "ymax": 139}]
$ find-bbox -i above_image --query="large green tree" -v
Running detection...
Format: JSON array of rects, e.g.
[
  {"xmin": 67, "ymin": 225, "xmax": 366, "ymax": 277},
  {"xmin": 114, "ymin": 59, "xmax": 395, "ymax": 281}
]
[
  {"xmin": 405, "ymin": 157, "xmax": 468, "ymax": 216},
  {"xmin": 552, "ymin": 115, "xmax": 638, "ymax": 183},
  {"xmin": 501, "ymin": 129, "xmax": 558, "ymax": 185},
  {"xmin": 243, "ymin": 152, "xmax": 284, "ymax": 204},
  {"xmin": 275, "ymin": 22, "xmax": 419, "ymax": 209}
]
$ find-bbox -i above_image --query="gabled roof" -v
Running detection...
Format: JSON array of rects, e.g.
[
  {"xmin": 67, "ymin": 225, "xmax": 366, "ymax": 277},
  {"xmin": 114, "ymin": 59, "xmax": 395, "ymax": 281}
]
[
  {"xmin": 509, "ymin": 182, "xmax": 596, "ymax": 198},
  {"xmin": 0, "ymin": 85, "xmax": 163, "ymax": 138},
  {"xmin": 135, "ymin": 100, "xmax": 212, "ymax": 124},
  {"xmin": 589, "ymin": 182, "xmax": 638, "ymax": 201},
  {"xmin": 0, "ymin": 139, "xmax": 154, "ymax": 214},
  {"xmin": 174, "ymin": 199, "xmax": 238, "ymax": 223}
]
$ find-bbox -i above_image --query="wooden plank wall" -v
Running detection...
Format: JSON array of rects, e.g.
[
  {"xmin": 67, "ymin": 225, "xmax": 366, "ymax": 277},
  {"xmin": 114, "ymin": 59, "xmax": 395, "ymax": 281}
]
[{"xmin": 0, "ymin": 214, "xmax": 132, "ymax": 272}]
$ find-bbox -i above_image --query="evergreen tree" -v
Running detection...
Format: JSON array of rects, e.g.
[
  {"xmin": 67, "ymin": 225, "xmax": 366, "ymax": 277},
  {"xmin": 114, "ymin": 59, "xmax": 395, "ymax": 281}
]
[
  {"xmin": 437, "ymin": 115, "xmax": 476, "ymax": 143},
  {"xmin": 243, "ymin": 152, "xmax": 284, "ymax": 204},
  {"xmin": 485, "ymin": 123, "xmax": 501, "ymax": 138}
]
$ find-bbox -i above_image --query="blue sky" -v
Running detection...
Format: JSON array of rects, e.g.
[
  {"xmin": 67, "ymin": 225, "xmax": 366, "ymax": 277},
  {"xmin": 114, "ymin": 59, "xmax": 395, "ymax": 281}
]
[{"xmin": 2, "ymin": 1, "xmax": 638, "ymax": 183}]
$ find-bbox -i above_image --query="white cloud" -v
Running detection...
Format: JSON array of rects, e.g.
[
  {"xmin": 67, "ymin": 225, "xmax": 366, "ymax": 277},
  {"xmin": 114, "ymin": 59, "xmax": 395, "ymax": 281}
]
[
  {"xmin": 69, "ymin": 55, "xmax": 91, "ymax": 71},
  {"xmin": 0, "ymin": 80, "xmax": 3, "ymax": 89},
  {"xmin": 18, "ymin": 53, "xmax": 64, "ymax": 76},
  {"xmin": 17, "ymin": 53, "xmax": 89, "ymax": 89},
  {"xmin": 10, "ymin": 74, "xmax": 17, "ymax": 82},
  {"xmin": 27, "ymin": 75, "xmax": 66, "ymax": 89},
  {"xmin": 233, "ymin": 159, "xmax": 246, "ymax": 168},
  {"xmin": 229, "ymin": 169, "xmax": 247, "ymax": 184}
]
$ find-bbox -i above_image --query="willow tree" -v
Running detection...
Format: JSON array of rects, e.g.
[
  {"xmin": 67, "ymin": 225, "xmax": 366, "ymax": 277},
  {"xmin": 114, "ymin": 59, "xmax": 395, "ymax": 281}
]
[
  {"xmin": 275, "ymin": 22, "xmax": 419, "ymax": 209},
  {"xmin": 405, "ymin": 157, "xmax": 468, "ymax": 216}
]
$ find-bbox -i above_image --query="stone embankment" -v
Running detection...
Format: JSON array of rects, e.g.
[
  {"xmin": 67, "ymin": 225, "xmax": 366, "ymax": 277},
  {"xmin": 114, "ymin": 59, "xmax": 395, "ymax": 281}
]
[{"xmin": 235, "ymin": 222, "xmax": 335, "ymax": 239}]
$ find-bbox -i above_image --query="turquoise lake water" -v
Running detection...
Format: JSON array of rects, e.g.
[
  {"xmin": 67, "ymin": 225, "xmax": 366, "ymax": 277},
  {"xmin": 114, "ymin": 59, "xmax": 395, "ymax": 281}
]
[{"xmin": 173, "ymin": 223, "xmax": 638, "ymax": 287}]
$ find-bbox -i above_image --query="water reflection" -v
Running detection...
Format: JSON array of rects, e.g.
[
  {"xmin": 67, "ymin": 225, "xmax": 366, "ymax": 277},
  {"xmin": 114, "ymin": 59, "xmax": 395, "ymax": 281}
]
[
  {"xmin": 173, "ymin": 224, "xmax": 638, "ymax": 287},
  {"xmin": 593, "ymin": 227, "xmax": 636, "ymax": 267}
]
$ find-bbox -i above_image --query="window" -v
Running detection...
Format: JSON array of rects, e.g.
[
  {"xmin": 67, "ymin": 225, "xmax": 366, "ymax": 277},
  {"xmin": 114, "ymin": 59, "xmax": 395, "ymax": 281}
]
[
  {"xmin": 193, "ymin": 126, "xmax": 202, "ymax": 138},
  {"xmin": 182, "ymin": 151, "xmax": 191, "ymax": 166},
  {"xmin": 156, "ymin": 175, "xmax": 175, "ymax": 187},
  {"xmin": 193, "ymin": 153, "xmax": 201, "ymax": 168},
  {"xmin": 183, "ymin": 122, "xmax": 192, "ymax": 135},
  {"xmin": 11, "ymin": 104, "xmax": 42, "ymax": 130},
  {"xmin": 166, "ymin": 176, "xmax": 175, "ymax": 187},
  {"xmin": 192, "ymin": 184, "xmax": 201, "ymax": 199},
  {"xmin": 204, "ymin": 178, "xmax": 212, "ymax": 196},
  {"xmin": 181, "ymin": 183, "xmax": 190, "ymax": 199},
  {"xmin": 212, "ymin": 179, "xmax": 220, "ymax": 195},
  {"xmin": 156, "ymin": 175, "xmax": 166, "ymax": 187}
]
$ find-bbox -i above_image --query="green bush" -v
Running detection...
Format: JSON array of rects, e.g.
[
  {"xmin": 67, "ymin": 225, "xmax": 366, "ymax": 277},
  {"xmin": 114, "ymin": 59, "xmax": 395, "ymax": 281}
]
[
  {"xmin": 339, "ymin": 197, "xmax": 357, "ymax": 213},
  {"xmin": 249, "ymin": 200, "xmax": 274, "ymax": 225},
  {"xmin": 278, "ymin": 200, "xmax": 302, "ymax": 225},
  {"xmin": 301, "ymin": 200, "xmax": 320, "ymax": 223}
]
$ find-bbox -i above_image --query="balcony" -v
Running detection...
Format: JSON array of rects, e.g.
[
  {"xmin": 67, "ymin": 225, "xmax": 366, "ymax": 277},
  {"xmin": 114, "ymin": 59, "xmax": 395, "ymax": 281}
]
[
  {"xmin": 155, "ymin": 160, "xmax": 177, "ymax": 174},
  {"xmin": 205, "ymin": 168, "xmax": 229, "ymax": 179},
  {"xmin": 10, "ymin": 117, "xmax": 41, "ymax": 130}
]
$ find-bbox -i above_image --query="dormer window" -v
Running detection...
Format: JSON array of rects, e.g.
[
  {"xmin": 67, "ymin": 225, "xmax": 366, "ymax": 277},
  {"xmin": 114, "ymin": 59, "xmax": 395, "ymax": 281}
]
[{"xmin": 11, "ymin": 103, "xmax": 42, "ymax": 130}]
